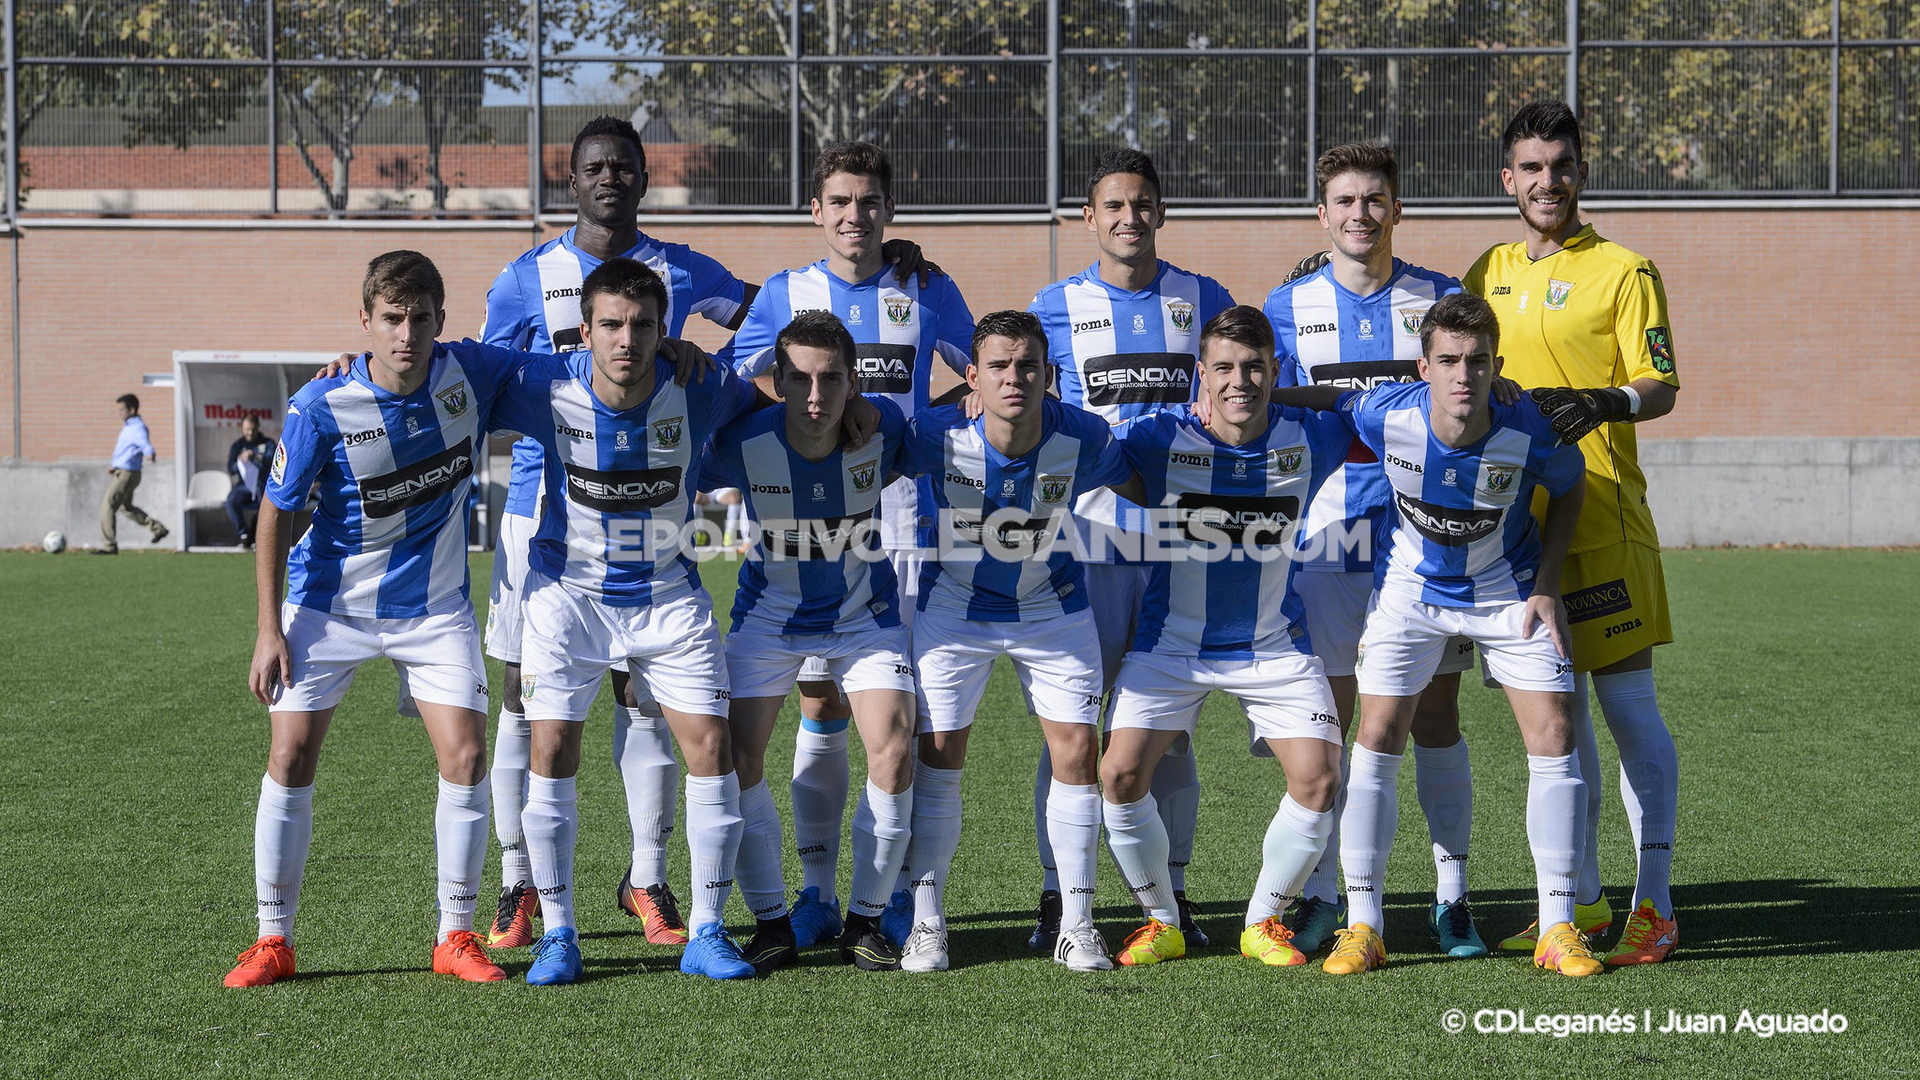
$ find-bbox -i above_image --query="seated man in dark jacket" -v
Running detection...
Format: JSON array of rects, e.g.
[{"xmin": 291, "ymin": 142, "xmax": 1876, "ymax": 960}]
[{"xmin": 226, "ymin": 415, "xmax": 276, "ymax": 547}]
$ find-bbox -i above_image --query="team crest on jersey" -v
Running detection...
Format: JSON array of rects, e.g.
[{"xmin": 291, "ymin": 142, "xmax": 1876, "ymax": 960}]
[
  {"xmin": 1484, "ymin": 464, "xmax": 1517, "ymax": 493},
  {"xmin": 520, "ymin": 676, "xmax": 536, "ymax": 701},
  {"xmin": 1545, "ymin": 279, "xmax": 1574, "ymax": 310},
  {"xmin": 1399, "ymin": 311, "xmax": 1423, "ymax": 337},
  {"xmin": 1002, "ymin": 478, "xmax": 1018, "ymax": 499},
  {"xmin": 270, "ymin": 443, "xmax": 287, "ymax": 485},
  {"xmin": 435, "ymin": 381, "xmax": 469, "ymax": 418},
  {"xmin": 1037, "ymin": 474, "xmax": 1071, "ymax": 504},
  {"xmin": 1271, "ymin": 445, "xmax": 1305, "ymax": 476},
  {"xmin": 849, "ymin": 461, "xmax": 877, "ymax": 492},
  {"xmin": 884, "ymin": 296, "xmax": 913, "ymax": 326},
  {"xmin": 1232, "ymin": 459, "xmax": 1247, "ymax": 478},
  {"xmin": 1132, "ymin": 313, "xmax": 1147, "ymax": 334},
  {"xmin": 405, "ymin": 415, "xmax": 421, "ymax": 437},
  {"xmin": 1166, "ymin": 300, "xmax": 1194, "ymax": 332},
  {"xmin": 1444, "ymin": 467, "xmax": 1459, "ymax": 487},
  {"xmin": 615, "ymin": 429, "xmax": 630, "ymax": 450},
  {"xmin": 1646, "ymin": 326, "xmax": 1675, "ymax": 374},
  {"xmin": 1358, "ymin": 318, "xmax": 1374, "ymax": 341},
  {"xmin": 812, "ymin": 481, "xmax": 826, "ymax": 500},
  {"xmin": 652, "ymin": 416, "xmax": 683, "ymax": 449},
  {"xmin": 847, "ymin": 306, "xmax": 864, "ymax": 326}
]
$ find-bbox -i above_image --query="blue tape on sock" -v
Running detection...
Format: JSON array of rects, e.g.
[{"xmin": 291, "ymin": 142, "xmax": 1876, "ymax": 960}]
[{"xmin": 799, "ymin": 715, "xmax": 850, "ymax": 735}]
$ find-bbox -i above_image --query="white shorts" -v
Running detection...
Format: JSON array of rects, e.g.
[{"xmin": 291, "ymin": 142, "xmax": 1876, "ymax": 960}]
[
  {"xmin": 1110, "ymin": 649, "xmax": 1342, "ymax": 747},
  {"xmin": 1084, "ymin": 562, "xmax": 1152, "ymax": 685},
  {"xmin": 710, "ymin": 487, "xmax": 741, "ymax": 502},
  {"xmin": 913, "ymin": 606, "xmax": 1104, "ymax": 733},
  {"xmin": 798, "ymin": 549, "xmax": 923, "ymax": 682},
  {"xmin": 1356, "ymin": 589, "xmax": 1575, "ymax": 698},
  {"xmin": 1295, "ymin": 570, "xmax": 1474, "ymax": 680},
  {"xmin": 520, "ymin": 572, "xmax": 730, "ymax": 721},
  {"xmin": 727, "ymin": 625, "xmax": 916, "ymax": 700},
  {"xmin": 275, "ymin": 603, "xmax": 488, "ymax": 715},
  {"xmin": 484, "ymin": 511, "xmax": 536, "ymax": 664}
]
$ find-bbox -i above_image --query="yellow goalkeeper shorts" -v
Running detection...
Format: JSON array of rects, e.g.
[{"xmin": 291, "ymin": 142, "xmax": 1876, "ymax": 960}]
[{"xmin": 1559, "ymin": 541, "xmax": 1674, "ymax": 673}]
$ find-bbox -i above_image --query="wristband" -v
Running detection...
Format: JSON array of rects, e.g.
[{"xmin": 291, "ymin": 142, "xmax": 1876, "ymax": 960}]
[{"xmin": 1620, "ymin": 385, "xmax": 1641, "ymax": 417}]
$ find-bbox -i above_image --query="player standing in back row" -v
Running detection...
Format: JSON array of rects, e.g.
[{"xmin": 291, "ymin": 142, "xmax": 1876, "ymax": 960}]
[
  {"xmin": 1466, "ymin": 101, "xmax": 1682, "ymax": 965},
  {"xmin": 480, "ymin": 114, "xmax": 758, "ymax": 952},
  {"xmin": 1024, "ymin": 148, "xmax": 1234, "ymax": 950}
]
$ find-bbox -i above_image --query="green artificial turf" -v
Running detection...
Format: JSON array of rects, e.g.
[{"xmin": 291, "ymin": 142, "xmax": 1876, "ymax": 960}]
[{"xmin": 0, "ymin": 548, "xmax": 1913, "ymax": 1078}]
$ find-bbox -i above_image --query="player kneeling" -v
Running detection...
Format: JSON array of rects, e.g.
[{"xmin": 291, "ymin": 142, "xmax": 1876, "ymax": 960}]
[
  {"xmin": 1275, "ymin": 293, "xmax": 1598, "ymax": 977},
  {"xmin": 894, "ymin": 311, "xmax": 1135, "ymax": 973},
  {"xmin": 703, "ymin": 312, "xmax": 917, "ymax": 972},
  {"xmin": 1100, "ymin": 307, "xmax": 1353, "ymax": 968}
]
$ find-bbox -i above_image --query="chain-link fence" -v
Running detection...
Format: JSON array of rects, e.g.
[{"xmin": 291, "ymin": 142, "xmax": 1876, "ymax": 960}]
[{"xmin": 6, "ymin": 0, "xmax": 1917, "ymax": 219}]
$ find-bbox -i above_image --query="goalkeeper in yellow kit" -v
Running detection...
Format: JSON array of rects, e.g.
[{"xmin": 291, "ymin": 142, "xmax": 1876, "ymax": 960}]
[{"xmin": 1463, "ymin": 101, "xmax": 1679, "ymax": 965}]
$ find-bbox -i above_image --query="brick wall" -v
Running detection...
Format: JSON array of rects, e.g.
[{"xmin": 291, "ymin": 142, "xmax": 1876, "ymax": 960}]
[{"xmin": 3, "ymin": 207, "xmax": 1911, "ymax": 463}]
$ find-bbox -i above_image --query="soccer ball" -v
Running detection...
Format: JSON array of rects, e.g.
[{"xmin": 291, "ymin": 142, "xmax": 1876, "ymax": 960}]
[{"xmin": 43, "ymin": 530, "xmax": 66, "ymax": 553}]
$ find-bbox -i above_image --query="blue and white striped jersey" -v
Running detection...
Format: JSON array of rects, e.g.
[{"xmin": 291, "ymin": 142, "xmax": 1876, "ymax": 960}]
[
  {"xmin": 1265, "ymin": 260, "xmax": 1462, "ymax": 574},
  {"xmin": 492, "ymin": 352, "xmax": 759, "ymax": 607},
  {"xmin": 1342, "ymin": 381, "xmax": 1585, "ymax": 608},
  {"xmin": 267, "ymin": 341, "xmax": 519, "ymax": 618},
  {"xmin": 718, "ymin": 261, "xmax": 974, "ymax": 551},
  {"xmin": 701, "ymin": 397, "xmax": 908, "ymax": 635},
  {"xmin": 482, "ymin": 227, "xmax": 754, "ymax": 520},
  {"xmin": 900, "ymin": 399, "xmax": 1133, "ymax": 622},
  {"xmin": 1028, "ymin": 260, "xmax": 1234, "ymax": 559},
  {"xmin": 1120, "ymin": 404, "xmax": 1354, "ymax": 659}
]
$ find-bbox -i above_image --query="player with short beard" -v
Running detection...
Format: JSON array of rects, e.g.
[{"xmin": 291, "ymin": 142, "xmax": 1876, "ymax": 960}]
[
  {"xmin": 1022, "ymin": 148, "xmax": 1235, "ymax": 951},
  {"xmin": 1466, "ymin": 101, "xmax": 1682, "ymax": 965}
]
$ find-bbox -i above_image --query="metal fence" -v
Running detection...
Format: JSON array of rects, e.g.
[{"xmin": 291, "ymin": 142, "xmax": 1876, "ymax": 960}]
[{"xmin": 5, "ymin": 0, "xmax": 1918, "ymax": 219}]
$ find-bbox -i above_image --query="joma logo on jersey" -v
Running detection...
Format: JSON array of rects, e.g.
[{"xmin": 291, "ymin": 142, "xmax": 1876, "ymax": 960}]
[
  {"xmin": 343, "ymin": 426, "xmax": 387, "ymax": 447},
  {"xmin": 556, "ymin": 423, "xmax": 593, "ymax": 440},
  {"xmin": 1299, "ymin": 322, "xmax": 1337, "ymax": 335},
  {"xmin": 1385, "ymin": 452, "xmax": 1423, "ymax": 474},
  {"xmin": 1166, "ymin": 300, "xmax": 1194, "ymax": 332},
  {"xmin": 1545, "ymin": 279, "xmax": 1574, "ymax": 310},
  {"xmin": 751, "ymin": 483, "xmax": 790, "ymax": 494},
  {"xmin": 1271, "ymin": 446, "xmax": 1305, "ymax": 476},
  {"xmin": 358, "ymin": 438, "xmax": 474, "ymax": 518},
  {"xmin": 1072, "ymin": 317, "xmax": 1111, "ymax": 334},
  {"xmin": 542, "ymin": 286, "xmax": 580, "ymax": 303},
  {"xmin": 435, "ymin": 381, "xmax": 469, "ymax": 418},
  {"xmin": 1484, "ymin": 464, "xmax": 1517, "ymax": 493},
  {"xmin": 884, "ymin": 296, "xmax": 913, "ymax": 325},
  {"xmin": 1169, "ymin": 452, "xmax": 1211, "ymax": 468},
  {"xmin": 849, "ymin": 461, "xmax": 877, "ymax": 492},
  {"xmin": 945, "ymin": 471, "xmax": 985, "ymax": 489},
  {"xmin": 652, "ymin": 416, "xmax": 683, "ymax": 449},
  {"xmin": 1037, "ymin": 474, "xmax": 1072, "ymax": 503}
]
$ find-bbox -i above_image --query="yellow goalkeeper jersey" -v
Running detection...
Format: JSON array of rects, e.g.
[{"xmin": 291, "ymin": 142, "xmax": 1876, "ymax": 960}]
[{"xmin": 1464, "ymin": 224, "xmax": 1680, "ymax": 554}]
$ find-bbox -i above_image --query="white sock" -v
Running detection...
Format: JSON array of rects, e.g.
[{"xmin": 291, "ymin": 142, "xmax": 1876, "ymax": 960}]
[
  {"xmin": 1594, "ymin": 669, "xmax": 1677, "ymax": 917},
  {"xmin": 684, "ymin": 772, "xmax": 744, "ymax": 930},
  {"xmin": 1047, "ymin": 780, "xmax": 1101, "ymax": 931},
  {"xmin": 1527, "ymin": 753, "xmax": 1586, "ymax": 929},
  {"xmin": 1246, "ymin": 794, "xmax": 1336, "ymax": 925},
  {"xmin": 905, "ymin": 761, "xmax": 963, "ymax": 932},
  {"xmin": 254, "ymin": 775, "xmax": 313, "ymax": 942},
  {"xmin": 1340, "ymin": 745, "xmax": 1402, "ymax": 931},
  {"xmin": 435, "ymin": 775, "xmax": 491, "ymax": 942},
  {"xmin": 1571, "ymin": 673, "xmax": 1605, "ymax": 904},
  {"xmin": 1149, "ymin": 746, "xmax": 1201, "ymax": 894},
  {"xmin": 1033, "ymin": 745, "xmax": 1059, "ymax": 893},
  {"xmin": 1413, "ymin": 737, "xmax": 1473, "ymax": 904},
  {"xmin": 724, "ymin": 500, "xmax": 747, "ymax": 543},
  {"xmin": 613, "ymin": 704, "xmax": 677, "ymax": 889},
  {"xmin": 523, "ymin": 773, "xmax": 578, "ymax": 929},
  {"xmin": 492, "ymin": 708, "xmax": 532, "ymax": 888},
  {"xmin": 790, "ymin": 721, "xmax": 850, "ymax": 907},
  {"xmin": 1303, "ymin": 744, "xmax": 1350, "ymax": 903},
  {"xmin": 851, "ymin": 781, "xmax": 913, "ymax": 917},
  {"xmin": 1103, "ymin": 794, "xmax": 1176, "ymax": 925},
  {"xmin": 735, "ymin": 780, "xmax": 787, "ymax": 920}
]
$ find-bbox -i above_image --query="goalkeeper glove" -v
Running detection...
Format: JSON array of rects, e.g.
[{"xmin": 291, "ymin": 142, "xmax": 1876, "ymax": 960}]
[
  {"xmin": 1283, "ymin": 250, "xmax": 1332, "ymax": 283},
  {"xmin": 1529, "ymin": 385, "xmax": 1634, "ymax": 445}
]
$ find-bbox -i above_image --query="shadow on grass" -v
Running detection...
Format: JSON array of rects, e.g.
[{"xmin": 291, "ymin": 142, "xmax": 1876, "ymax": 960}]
[{"xmin": 936, "ymin": 879, "xmax": 1920, "ymax": 967}]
